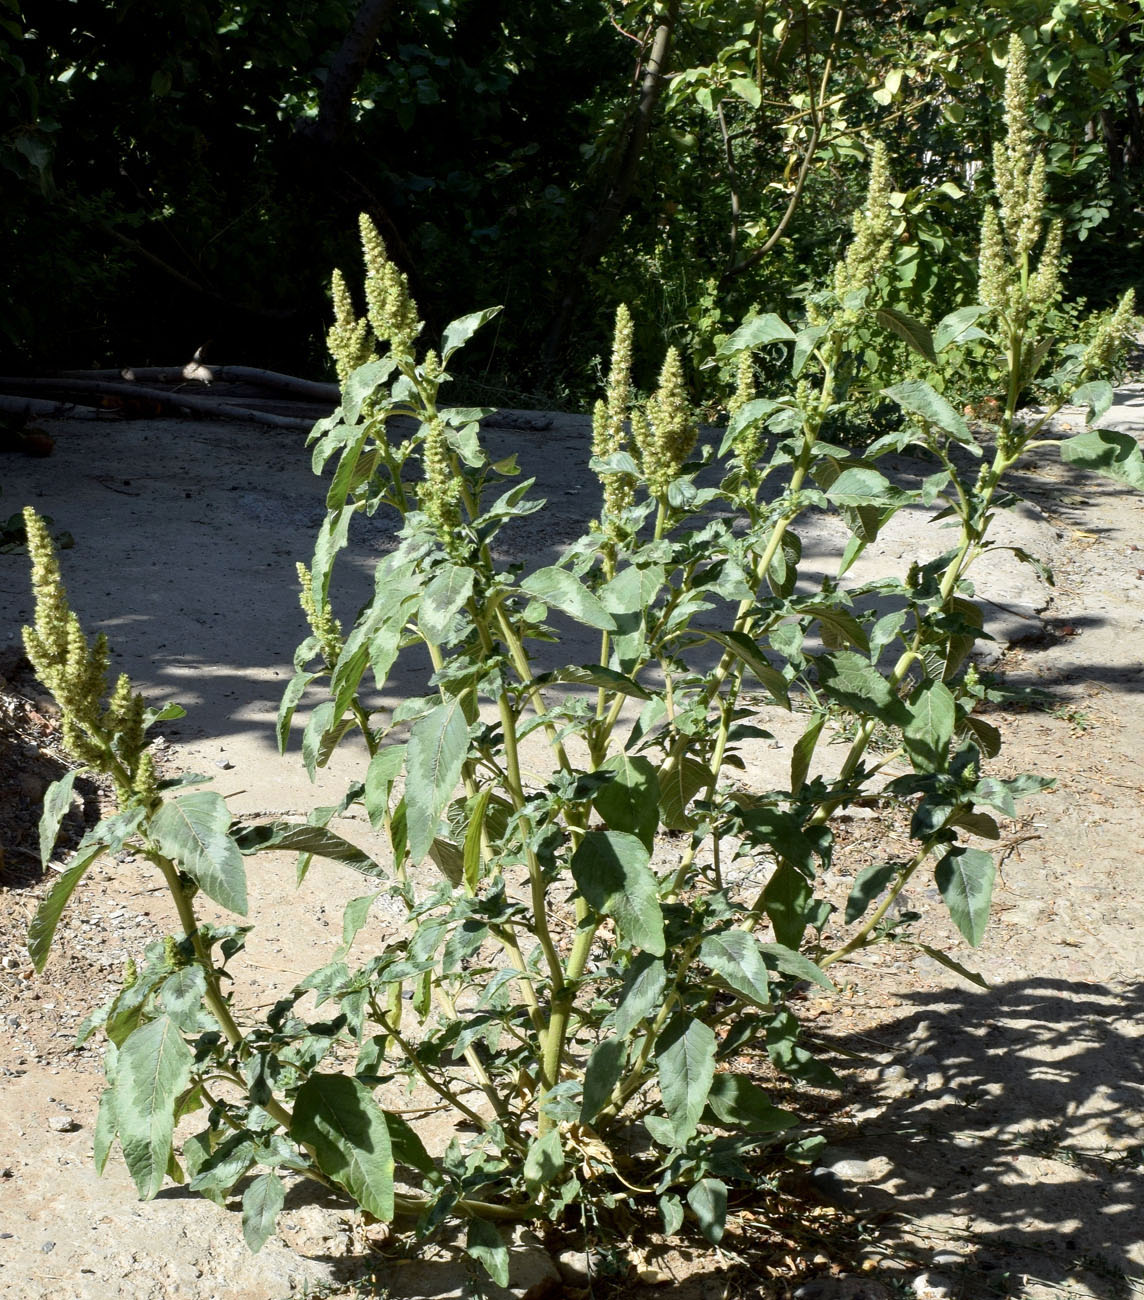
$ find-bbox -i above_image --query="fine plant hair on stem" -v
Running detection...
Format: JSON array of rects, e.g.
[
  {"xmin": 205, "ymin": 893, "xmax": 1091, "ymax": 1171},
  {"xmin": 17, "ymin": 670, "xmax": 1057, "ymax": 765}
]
[{"xmin": 20, "ymin": 39, "xmax": 1142, "ymax": 1276}]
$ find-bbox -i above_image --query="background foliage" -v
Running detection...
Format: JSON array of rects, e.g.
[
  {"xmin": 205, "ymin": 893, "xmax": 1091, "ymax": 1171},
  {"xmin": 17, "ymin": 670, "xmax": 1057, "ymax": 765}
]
[{"xmin": 2, "ymin": 0, "xmax": 1142, "ymax": 397}]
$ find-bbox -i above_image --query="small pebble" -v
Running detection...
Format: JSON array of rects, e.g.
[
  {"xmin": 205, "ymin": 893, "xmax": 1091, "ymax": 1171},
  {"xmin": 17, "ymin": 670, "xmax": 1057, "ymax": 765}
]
[{"xmin": 48, "ymin": 1115, "xmax": 79, "ymax": 1133}]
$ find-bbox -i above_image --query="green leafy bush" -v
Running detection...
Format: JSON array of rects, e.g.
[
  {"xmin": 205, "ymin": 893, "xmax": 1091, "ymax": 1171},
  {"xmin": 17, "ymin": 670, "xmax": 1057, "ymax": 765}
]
[{"xmin": 22, "ymin": 37, "xmax": 1140, "ymax": 1275}]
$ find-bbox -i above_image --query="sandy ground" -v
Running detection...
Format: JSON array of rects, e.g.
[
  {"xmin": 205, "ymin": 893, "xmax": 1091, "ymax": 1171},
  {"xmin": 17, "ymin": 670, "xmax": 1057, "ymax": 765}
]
[{"xmin": 1, "ymin": 389, "xmax": 1143, "ymax": 1300}]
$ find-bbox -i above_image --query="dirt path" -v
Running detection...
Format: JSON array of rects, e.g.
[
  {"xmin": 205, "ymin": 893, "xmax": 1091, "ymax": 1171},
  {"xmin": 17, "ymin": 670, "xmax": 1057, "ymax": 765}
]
[{"xmin": 1, "ymin": 393, "xmax": 1142, "ymax": 1300}]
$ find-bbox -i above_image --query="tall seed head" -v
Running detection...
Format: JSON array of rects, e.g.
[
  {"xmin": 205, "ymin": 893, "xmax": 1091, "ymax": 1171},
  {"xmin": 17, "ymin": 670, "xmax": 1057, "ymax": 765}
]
[
  {"xmin": 994, "ymin": 35, "xmax": 1045, "ymax": 258},
  {"xmin": 977, "ymin": 206, "xmax": 1010, "ymax": 311},
  {"xmin": 641, "ymin": 347, "xmax": 695, "ymax": 498},
  {"xmin": 359, "ymin": 214, "xmax": 422, "ymax": 358},
  {"xmin": 1028, "ymin": 218, "xmax": 1064, "ymax": 308},
  {"xmin": 327, "ymin": 268, "xmax": 376, "ymax": 384},
  {"xmin": 834, "ymin": 141, "xmax": 895, "ymax": 301},
  {"xmin": 592, "ymin": 305, "xmax": 637, "ymax": 530},
  {"xmin": 420, "ymin": 416, "xmax": 462, "ymax": 545}
]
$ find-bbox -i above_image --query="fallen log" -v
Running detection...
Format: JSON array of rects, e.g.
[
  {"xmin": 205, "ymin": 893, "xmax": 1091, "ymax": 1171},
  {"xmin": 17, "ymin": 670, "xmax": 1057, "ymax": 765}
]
[
  {"xmin": 55, "ymin": 364, "xmax": 339, "ymax": 404},
  {"xmin": 0, "ymin": 377, "xmax": 315, "ymax": 432}
]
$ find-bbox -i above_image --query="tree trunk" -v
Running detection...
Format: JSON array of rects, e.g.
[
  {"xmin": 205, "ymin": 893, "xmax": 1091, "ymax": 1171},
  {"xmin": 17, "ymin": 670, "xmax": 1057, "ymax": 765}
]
[
  {"xmin": 299, "ymin": 0, "xmax": 403, "ymax": 149},
  {"xmin": 542, "ymin": 0, "xmax": 682, "ymax": 366}
]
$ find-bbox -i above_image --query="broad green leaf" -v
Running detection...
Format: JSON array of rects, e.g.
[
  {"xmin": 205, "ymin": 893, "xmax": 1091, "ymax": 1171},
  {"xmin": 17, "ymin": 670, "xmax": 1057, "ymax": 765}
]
[
  {"xmin": 311, "ymin": 505, "xmax": 354, "ymax": 604},
  {"xmin": 883, "ymin": 379, "xmax": 972, "ymax": 444},
  {"xmin": 758, "ymin": 942, "xmax": 834, "ymax": 990},
  {"xmin": 1059, "ymin": 429, "xmax": 1144, "ymax": 490},
  {"xmin": 38, "ymin": 770, "xmax": 79, "ymax": 867},
  {"xmin": 301, "ymin": 698, "xmax": 351, "ymax": 780},
  {"xmin": 466, "ymin": 1219, "xmax": 509, "ymax": 1288},
  {"xmin": 730, "ymin": 76, "xmax": 761, "ymax": 107},
  {"xmin": 762, "ymin": 860, "xmax": 812, "ymax": 949},
  {"xmin": 292, "ymin": 1073, "xmax": 394, "ymax": 1221},
  {"xmin": 706, "ymin": 1075, "xmax": 797, "ymax": 1133},
  {"xmin": 523, "ymin": 1129, "xmax": 564, "ymax": 1193},
  {"xmin": 343, "ymin": 358, "xmax": 396, "ymax": 425},
  {"xmin": 242, "ymin": 1172, "xmax": 285, "ymax": 1253},
  {"xmin": 27, "ymin": 838, "xmax": 104, "ymax": 971},
  {"xmin": 608, "ymin": 953, "xmax": 667, "ymax": 1037},
  {"xmin": 521, "ymin": 567, "xmax": 617, "ymax": 630},
  {"xmin": 903, "ymin": 680, "xmax": 956, "ymax": 773},
  {"xmin": 115, "ymin": 1016, "xmax": 194, "ymax": 1200},
  {"xmin": 581, "ymin": 1037, "xmax": 626, "ymax": 1123},
  {"xmin": 796, "ymin": 603, "xmax": 870, "ymax": 653},
  {"xmin": 150, "ymin": 793, "xmax": 248, "ymax": 915},
  {"xmin": 405, "ymin": 698, "xmax": 469, "ymax": 864},
  {"xmin": 816, "ymin": 651, "xmax": 910, "ymax": 728},
  {"xmin": 935, "ymin": 846, "xmax": 995, "ymax": 947},
  {"xmin": 687, "ymin": 1178, "xmax": 728, "ymax": 1244},
  {"xmin": 418, "ymin": 565, "xmax": 474, "ymax": 644},
  {"xmin": 933, "ymin": 305, "xmax": 990, "ymax": 352},
  {"xmin": 875, "ymin": 307, "xmax": 936, "ymax": 364},
  {"xmin": 792, "ymin": 324, "xmax": 826, "ymax": 377},
  {"xmin": 336, "ymin": 893, "xmax": 379, "ymax": 958},
  {"xmin": 158, "ymin": 967, "xmax": 208, "ymax": 1030},
  {"xmin": 592, "ymin": 754, "xmax": 659, "ymax": 850},
  {"xmin": 364, "ymin": 744, "xmax": 406, "ymax": 829},
  {"xmin": 571, "ymin": 831, "xmax": 664, "ymax": 955},
  {"xmin": 717, "ymin": 313, "xmax": 795, "ymax": 356},
  {"xmin": 660, "ymin": 1195, "xmax": 684, "ymax": 1235},
  {"xmin": 1070, "ymin": 380, "xmax": 1115, "ymax": 425},
  {"xmin": 441, "ymin": 305, "xmax": 502, "ymax": 363},
  {"xmin": 844, "ymin": 862, "xmax": 898, "ymax": 923},
  {"xmin": 385, "ymin": 1112, "xmax": 437, "ymax": 1175},
  {"xmin": 699, "ymin": 629, "xmax": 790, "ymax": 708},
  {"xmin": 656, "ymin": 1015, "xmax": 716, "ymax": 1145},
  {"xmin": 825, "ymin": 467, "xmax": 910, "ymax": 508},
  {"xmin": 143, "ymin": 701, "xmax": 186, "ymax": 729},
  {"xmin": 428, "ymin": 836, "xmax": 463, "ymax": 886},
  {"xmin": 698, "ymin": 930, "xmax": 770, "ymax": 1006}
]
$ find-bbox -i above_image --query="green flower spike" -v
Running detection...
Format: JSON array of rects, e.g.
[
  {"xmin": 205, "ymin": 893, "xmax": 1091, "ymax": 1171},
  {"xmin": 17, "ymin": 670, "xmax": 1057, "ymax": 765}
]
[
  {"xmin": 327, "ymin": 268, "xmax": 377, "ymax": 385},
  {"xmin": 834, "ymin": 140, "xmax": 895, "ymax": 302},
  {"xmin": 360, "ymin": 214, "xmax": 422, "ymax": 360}
]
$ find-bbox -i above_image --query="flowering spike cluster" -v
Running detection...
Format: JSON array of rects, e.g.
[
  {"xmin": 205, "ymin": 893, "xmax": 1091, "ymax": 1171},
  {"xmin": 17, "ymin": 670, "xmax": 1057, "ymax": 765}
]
[
  {"xmin": 22, "ymin": 508, "xmax": 150, "ymax": 806},
  {"xmin": 994, "ymin": 36, "xmax": 1043, "ymax": 258},
  {"xmin": 326, "ymin": 269, "xmax": 377, "ymax": 385},
  {"xmin": 1082, "ymin": 290, "xmax": 1138, "ymax": 374},
  {"xmin": 728, "ymin": 351, "xmax": 763, "ymax": 467},
  {"xmin": 636, "ymin": 347, "xmax": 695, "ymax": 499},
  {"xmin": 296, "ymin": 562, "xmax": 344, "ymax": 664},
  {"xmin": 977, "ymin": 206, "xmax": 1009, "ymax": 311},
  {"xmin": 833, "ymin": 141, "xmax": 895, "ymax": 301},
  {"xmin": 419, "ymin": 416, "xmax": 462, "ymax": 547},
  {"xmin": 591, "ymin": 305, "xmax": 637, "ymax": 528},
  {"xmin": 360, "ymin": 215, "xmax": 422, "ymax": 359},
  {"xmin": 1028, "ymin": 218, "xmax": 1063, "ymax": 307}
]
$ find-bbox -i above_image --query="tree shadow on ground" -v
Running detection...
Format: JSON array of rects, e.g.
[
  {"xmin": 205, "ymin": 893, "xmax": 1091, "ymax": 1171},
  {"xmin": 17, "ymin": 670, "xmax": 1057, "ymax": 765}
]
[{"xmin": 811, "ymin": 976, "xmax": 1144, "ymax": 1298}]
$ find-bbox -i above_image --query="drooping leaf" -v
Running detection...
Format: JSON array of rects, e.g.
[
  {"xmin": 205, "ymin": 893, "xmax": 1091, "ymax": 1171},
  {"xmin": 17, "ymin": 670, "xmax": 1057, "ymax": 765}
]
[
  {"xmin": 825, "ymin": 467, "xmax": 910, "ymax": 508},
  {"xmin": 114, "ymin": 1016, "xmax": 195, "ymax": 1200},
  {"xmin": 463, "ymin": 786, "xmax": 494, "ymax": 893},
  {"xmin": 521, "ymin": 567, "xmax": 617, "ymax": 630},
  {"xmin": 935, "ymin": 846, "xmax": 995, "ymax": 947},
  {"xmin": 706, "ymin": 1074, "xmax": 797, "ymax": 1133},
  {"xmin": 277, "ymin": 669, "xmax": 318, "ymax": 753},
  {"xmin": 792, "ymin": 324, "xmax": 827, "ymax": 377},
  {"xmin": 405, "ymin": 698, "xmax": 469, "ymax": 864},
  {"xmin": 1059, "ymin": 429, "xmax": 1144, "ymax": 490},
  {"xmin": 883, "ymin": 379, "xmax": 972, "ymax": 444},
  {"xmin": 336, "ymin": 893, "xmax": 379, "ymax": 958},
  {"xmin": 844, "ymin": 862, "xmax": 899, "ymax": 923},
  {"xmin": 933, "ymin": 305, "xmax": 990, "ymax": 353},
  {"xmin": 875, "ymin": 306, "xmax": 936, "ymax": 364},
  {"xmin": 150, "ymin": 793, "xmax": 248, "ymax": 915},
  {"xmin": 762, "ymin": 860, "xmax": 812, "ymax": 949},
  {"xmin": 27, "ymin": 838, "xmax": 104, "ymax": 971},
  {"xmin": 687, "ymin": 1178, "xmax": 728, "ymax": 1244},
  {"xmin": 581, "ymin": 1037, "xmax": 626, "ymax": 1123},
  {"xmin": 717, "ymin": 313, "xmax": 796, "ymax": 356},
  {"xmin": 903, "ymin": 680, "xmax": 956, "ymax": 773},
  {"xmin": 816, "ymin": 651, "xmax": 910, "ymax": 728},
  {"xmin": 916, "ymin": 943, "xmax": 989, "ymax": 989},
  {"xmin": 571, "ymin": 831, "xmax": 664, "ymax": 955},
  {"xmin": 233, "ymin": 821, "xmax": 379, "ymax": 875},
  {"xmin": 38, "ymin": 769, "xmax": 79, "ymax": 868},
  {"xmin": 698, "ymin": 930, "xmax": 770, "ymax": 1006},
  {"xmin": 700, "ymin": 630, "xmax": 790, "ymax": 708},
  {"xmin": 592, "ymin": 754, "xmax": 659, "ymax": 850},
  {"xmin": 758, "ymin": 942, "xmax": 834, "ymax": 990},
  {"xmin": 1070, "ymin": 380, "xmax": 1115, "ymax": 426},
  {"xmin": 656, "ymin": 1015, "xmax": 716, "ymax": 1145},
  {"xmin": 242, "ymin": 1172, "xmax": 285, "ymax": 1253},
  {"xmin": 364, "ymin": 744, "xmax": 406, "ymax": 829},
  {"xmin": 466, "ymin": 1219, "xmax": 509, "ymax": 1288},
  {"xmin": 542, "ymin": 663, "xmax": 650, "ymax": 699},
  {"xmin": 608, "ymin": 953, "xmax": 667, "ymax": 1037},
  {"xmin": 418, "ymin": 565, "xmax": 474, "ymax": 644},
  {"xmin": 343, "ymin": 358, "xmax": 396, "ymax": 425},
  {"xmin": 523, "ymin": 1129, "xmax": 564, "ymax": 1193},
  {"xmin": 385, "ymin": 1112, "xmax": 437, "ymax": 1175},
  {"xmin": 292, "ymin": 1073, "xmax": 394, "ymax": 1221}
]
